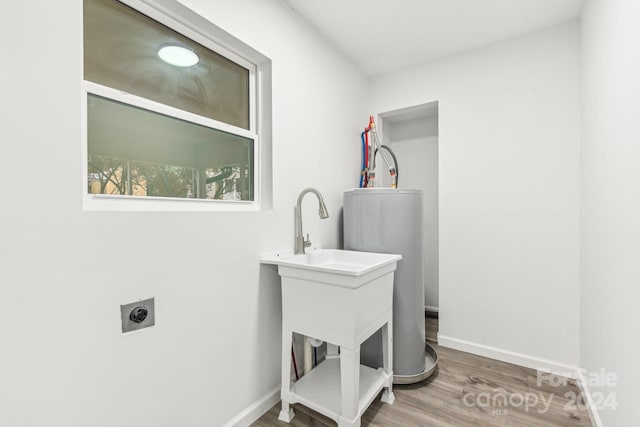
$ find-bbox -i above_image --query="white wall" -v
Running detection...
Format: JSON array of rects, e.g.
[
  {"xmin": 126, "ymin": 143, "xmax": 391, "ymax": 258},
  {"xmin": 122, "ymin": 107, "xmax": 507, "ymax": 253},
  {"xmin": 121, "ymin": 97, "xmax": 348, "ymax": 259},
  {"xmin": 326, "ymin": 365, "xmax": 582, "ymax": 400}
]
[
  {"xmin": 370, "ymin": 22, "xmax": 581, "ymax": 370},
  {"xmin": 0, "ymin": 1, "xmax": 367, "ymax": 426},
  {"xmin": 382, "ymin": 115, "xmax": 439, "ymax": 310},
  {"xmin": 581, "ymin": 1, "xmax": 640, "ymax": 425}
]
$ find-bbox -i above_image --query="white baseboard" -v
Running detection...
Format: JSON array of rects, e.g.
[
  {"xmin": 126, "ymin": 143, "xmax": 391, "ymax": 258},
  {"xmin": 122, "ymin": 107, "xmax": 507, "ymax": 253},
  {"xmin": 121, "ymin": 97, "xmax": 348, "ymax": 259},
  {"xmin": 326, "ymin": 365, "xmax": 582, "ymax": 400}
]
[
  {"xmin": 221, "ymin": 387, "xmax": 280, "ymax": 427},
  {"xmin": 424, "ymin": 305, "xmax": 439, "ymax": 313},
  {"xmin": 575, "ymin": 369, "xmax": 604, "ymax": 427},
  {"xmin": 437, "ymin": 334, "xmax": 579, "ymax": 378}
]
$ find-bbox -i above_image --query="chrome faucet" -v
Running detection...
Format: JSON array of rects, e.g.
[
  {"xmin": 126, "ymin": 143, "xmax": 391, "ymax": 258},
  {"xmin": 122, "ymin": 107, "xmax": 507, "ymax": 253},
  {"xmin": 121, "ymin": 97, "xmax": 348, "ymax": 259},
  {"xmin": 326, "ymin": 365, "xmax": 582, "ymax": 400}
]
[{"xmin": 295, "ymin": 188, "xmax": 329, "ymax": 254}]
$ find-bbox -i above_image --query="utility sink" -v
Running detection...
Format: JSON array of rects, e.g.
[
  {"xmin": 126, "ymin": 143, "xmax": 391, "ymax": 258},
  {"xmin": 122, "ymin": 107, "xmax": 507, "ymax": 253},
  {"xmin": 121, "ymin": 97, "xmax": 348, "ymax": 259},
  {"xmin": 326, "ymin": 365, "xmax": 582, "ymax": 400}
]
[
  {"xmin": 261, "ymin": 247, "xmax": 402, "ymax": 351},
  {"xmin": 262, "ymin": 248, "xmax": 402, "ymax": 426},
  {"xmin": 261, "ymin": 249, "xmax": 401, "ymax": 287}
]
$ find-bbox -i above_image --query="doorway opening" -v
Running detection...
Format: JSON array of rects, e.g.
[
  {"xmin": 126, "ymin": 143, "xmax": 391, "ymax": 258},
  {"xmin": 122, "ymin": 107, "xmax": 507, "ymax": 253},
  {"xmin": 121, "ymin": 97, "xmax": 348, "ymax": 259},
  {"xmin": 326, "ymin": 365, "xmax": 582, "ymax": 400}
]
[{"xmin": 378, "ymin": 102, "xmax": 439, "ymax": 335}]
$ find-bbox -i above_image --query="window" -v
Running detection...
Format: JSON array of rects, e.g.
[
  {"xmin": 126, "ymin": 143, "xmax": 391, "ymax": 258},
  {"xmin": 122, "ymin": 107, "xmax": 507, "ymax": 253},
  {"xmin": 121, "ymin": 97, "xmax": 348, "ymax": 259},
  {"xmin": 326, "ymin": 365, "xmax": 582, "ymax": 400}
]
[{"xmin": 83, "ymin": 0, "xmax": 270, "ymax": 210}]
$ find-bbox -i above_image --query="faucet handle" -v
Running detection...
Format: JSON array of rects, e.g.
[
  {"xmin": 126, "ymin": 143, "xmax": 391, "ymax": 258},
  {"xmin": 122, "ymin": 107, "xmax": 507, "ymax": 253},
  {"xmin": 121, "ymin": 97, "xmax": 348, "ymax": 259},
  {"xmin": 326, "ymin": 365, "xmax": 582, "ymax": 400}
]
[{"xmin": 303, "ymin": 233, "xmax": 312, "ymax": 248}]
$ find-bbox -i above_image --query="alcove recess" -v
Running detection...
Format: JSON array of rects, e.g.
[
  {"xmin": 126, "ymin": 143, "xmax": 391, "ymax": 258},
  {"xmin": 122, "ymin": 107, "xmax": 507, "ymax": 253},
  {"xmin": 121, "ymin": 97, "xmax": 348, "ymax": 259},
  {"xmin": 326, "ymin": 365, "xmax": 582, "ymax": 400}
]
[{"xmin": 378, "ymin": 102, "xmax": 439, "ymax": 313}]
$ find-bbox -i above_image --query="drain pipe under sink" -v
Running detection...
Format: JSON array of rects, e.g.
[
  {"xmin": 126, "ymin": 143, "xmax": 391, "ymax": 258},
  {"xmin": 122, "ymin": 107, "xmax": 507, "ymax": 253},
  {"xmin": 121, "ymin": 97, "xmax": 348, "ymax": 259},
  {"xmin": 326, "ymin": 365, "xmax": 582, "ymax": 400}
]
[{"xmin": 303, "ymin": 337, "xmax": 324, "ymax": 373}]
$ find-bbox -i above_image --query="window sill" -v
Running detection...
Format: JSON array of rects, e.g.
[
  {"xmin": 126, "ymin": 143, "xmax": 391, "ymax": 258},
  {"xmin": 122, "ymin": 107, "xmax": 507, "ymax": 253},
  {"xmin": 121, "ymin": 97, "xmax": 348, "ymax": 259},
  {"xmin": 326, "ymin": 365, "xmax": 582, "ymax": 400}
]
[{"xmin": 83, "ymin": 194, "xmax": 260, "ymax": 212}]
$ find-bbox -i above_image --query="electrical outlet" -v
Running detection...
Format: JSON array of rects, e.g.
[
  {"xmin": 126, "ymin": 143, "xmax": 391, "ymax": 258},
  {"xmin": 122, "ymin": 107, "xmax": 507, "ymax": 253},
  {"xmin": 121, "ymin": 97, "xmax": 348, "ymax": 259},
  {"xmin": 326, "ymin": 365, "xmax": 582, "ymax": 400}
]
[{"xmin": 121, "ymin": 297, "xmax": 155, "ymax": 333}]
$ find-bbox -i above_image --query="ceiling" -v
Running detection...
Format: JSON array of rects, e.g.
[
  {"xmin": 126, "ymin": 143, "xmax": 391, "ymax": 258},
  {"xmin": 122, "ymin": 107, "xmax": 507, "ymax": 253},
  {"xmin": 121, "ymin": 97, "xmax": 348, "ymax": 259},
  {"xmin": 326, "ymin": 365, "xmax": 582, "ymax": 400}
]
[{"xmin": 282, "ymin": 0, "xmax": 584, "ymax": 76}]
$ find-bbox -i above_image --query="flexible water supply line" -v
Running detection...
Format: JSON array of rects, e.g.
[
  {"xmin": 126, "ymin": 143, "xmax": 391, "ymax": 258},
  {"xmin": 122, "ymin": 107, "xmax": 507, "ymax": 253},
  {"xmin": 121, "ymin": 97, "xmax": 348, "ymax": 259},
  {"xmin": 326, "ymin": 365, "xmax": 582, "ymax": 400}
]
[
  {"xmin": 366, "ymin": 115, "xmax": 377, "ymax": 187},
  {"xmin": 364, "ymin": 129, "xmax": 370, "ymax": 187},
  {"xmin": 362, "ymin": 117, "xmax": 375, "ymax": 187},
  {"xmin": 360, "ymin": 132, "xmax": 366, "ymax": 188},
  {"xmin": 375, "ymin": 144, "xmax": 400, "ymax": 187},
  {"xmin": 359, "ymin": 115, "xmax": 399, "ymax": 188}
]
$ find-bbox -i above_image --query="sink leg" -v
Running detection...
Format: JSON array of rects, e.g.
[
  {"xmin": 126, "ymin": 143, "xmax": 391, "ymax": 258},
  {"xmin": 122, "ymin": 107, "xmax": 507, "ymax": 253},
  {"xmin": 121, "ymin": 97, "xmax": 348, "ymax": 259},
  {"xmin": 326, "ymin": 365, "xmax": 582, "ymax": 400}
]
[
  {"xmin": 338, "ymin": 345, "xmax": 361, "ymax": 427},
  {"xmin": 381, "ymin": 389, "xmax": 395, "ymax": 404},
  {"xmin": 278, "ymin": 328, "xmax": 295, "ymax": 423},
  {"xmin": 380, "ymin": 319, "xmax": 395, "ymax": 404},
  {"xmin": 278, "ymin": 405, "xmax": 294, "ymax": 423},
  {"xmin": 338, "ymin": 416, "xmax": 361, "ymax": 427}
]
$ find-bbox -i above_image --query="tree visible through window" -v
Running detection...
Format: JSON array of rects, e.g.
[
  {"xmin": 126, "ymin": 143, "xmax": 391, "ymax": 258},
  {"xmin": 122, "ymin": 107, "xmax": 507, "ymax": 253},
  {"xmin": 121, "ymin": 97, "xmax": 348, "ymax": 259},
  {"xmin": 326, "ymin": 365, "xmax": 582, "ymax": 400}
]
[{"xmin": 87, "ymin": 156, "xmax": 250, "ymax": 200}]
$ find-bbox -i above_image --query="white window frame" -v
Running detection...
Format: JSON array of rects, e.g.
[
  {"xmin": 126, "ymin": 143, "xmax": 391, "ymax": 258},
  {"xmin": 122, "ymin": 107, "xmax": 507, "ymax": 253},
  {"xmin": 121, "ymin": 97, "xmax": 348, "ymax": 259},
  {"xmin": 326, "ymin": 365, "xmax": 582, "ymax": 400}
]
[{"xmin": 82, "ymin": 0, "xmax": 270, "ymax": 212}]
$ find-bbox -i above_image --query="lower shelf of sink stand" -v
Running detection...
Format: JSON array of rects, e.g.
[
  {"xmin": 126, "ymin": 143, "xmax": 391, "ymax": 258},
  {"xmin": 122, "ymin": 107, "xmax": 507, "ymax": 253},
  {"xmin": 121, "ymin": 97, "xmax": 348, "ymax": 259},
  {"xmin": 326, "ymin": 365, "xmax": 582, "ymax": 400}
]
[{"xmin": 289, "ymin": 358, "xmax": 392, "ymax": 423}]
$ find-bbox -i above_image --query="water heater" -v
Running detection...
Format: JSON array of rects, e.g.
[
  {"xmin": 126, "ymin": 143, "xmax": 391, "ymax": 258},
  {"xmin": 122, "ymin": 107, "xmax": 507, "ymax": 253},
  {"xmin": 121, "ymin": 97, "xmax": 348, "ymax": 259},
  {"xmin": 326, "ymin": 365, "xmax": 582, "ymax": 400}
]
[{"xmin": 344, "ymin": 188, "xmax": 427, "ymax": 383}]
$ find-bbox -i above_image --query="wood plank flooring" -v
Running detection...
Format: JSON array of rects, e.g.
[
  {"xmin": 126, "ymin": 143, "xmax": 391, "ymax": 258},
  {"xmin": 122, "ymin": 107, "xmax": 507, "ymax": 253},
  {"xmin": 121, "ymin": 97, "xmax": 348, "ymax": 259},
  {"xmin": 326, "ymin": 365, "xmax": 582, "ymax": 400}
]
[
  {"xmin": 253, "ymin": 318, "xmax": 592, "ymax": 427},
  {"xmin": 425, "ymin": 314, "xmax": 438, "ymax": 344}
]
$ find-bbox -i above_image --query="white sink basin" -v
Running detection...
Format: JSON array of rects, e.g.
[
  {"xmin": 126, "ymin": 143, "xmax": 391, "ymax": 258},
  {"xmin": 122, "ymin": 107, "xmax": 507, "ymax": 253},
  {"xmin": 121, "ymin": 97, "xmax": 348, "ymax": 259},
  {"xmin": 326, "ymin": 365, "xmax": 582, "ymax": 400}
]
[
  {"xmin": 261, "ymin": 247, "xmax": 402, "ymax": 343},
  {"xmin": 261, "ymin": 249, "xmax": 401, "ymax": 277}
]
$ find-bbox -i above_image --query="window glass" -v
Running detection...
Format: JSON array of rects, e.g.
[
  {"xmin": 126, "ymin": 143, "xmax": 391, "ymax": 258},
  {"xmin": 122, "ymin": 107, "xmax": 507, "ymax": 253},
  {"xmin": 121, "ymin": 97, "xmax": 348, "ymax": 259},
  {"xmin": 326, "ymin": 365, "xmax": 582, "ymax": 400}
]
[
  {"xmin": 84, "ymin": 0, "xmax": 250, "ymax": 130},
  {"xmin": 87, "ymin": 94, "xmax": 253, "ymax": 200}
]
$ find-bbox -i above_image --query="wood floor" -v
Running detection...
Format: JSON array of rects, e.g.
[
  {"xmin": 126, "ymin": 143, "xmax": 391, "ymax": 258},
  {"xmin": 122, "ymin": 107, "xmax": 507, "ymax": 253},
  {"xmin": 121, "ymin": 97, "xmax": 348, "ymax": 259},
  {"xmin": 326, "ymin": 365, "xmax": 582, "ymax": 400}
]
[
  {"xmin": 425, "ymin": 313, "xmax": 438, "ymax": 344},
  {"xmin": 253, "ymin": 317, "xmax": 592, "ymax": 427}
]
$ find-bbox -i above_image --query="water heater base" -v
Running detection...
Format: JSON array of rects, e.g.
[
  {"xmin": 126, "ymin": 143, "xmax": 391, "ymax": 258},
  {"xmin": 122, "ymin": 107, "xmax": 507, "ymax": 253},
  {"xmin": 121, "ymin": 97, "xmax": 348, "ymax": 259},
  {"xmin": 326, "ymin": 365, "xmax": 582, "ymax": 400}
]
[{"xmin": 393, "ymin": 343, "xmax": 438, "ymax": 385}]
